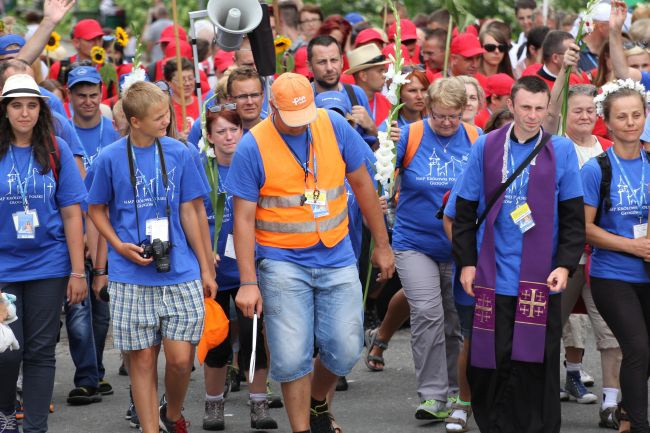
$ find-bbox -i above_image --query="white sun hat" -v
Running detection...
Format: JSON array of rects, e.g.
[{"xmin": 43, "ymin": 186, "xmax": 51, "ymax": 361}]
[{"xmin": 0, "ymin": 74, "xmax": 48, "ymax": 99}]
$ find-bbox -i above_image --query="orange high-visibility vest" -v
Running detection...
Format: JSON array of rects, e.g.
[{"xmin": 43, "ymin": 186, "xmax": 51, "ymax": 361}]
[{"xmin": 251, "ymin": 108, "xmax": 349, "ymax": 249}]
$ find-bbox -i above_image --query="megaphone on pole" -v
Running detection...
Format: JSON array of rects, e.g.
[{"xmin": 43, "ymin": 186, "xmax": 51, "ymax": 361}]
[{"xmin": 207, "ymin": 0, "xmax": 263, "ymax": 51}]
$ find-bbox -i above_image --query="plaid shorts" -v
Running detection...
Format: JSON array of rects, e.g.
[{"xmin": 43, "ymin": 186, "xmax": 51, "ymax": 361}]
[{"xmin": 108, "ymin": 280, "xmax": 205, "ymax": 351}]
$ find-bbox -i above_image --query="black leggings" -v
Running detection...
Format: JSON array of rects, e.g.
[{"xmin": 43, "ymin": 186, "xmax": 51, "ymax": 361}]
[
  {"xmin": 591, "ymin": 277, "xmax": 650, "ymax": 433},
  {"xmin": 204, "ymin": 288, "xmax": 268, "ymax": 371}
]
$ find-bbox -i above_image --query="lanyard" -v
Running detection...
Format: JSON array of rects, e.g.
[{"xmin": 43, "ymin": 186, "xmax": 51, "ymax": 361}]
[
  {"xmin": 73, "ymin": 118, "xmax": 104, "ymax": 167},
  {"xmin": 9, "ymin": 146, "xmax": 34, "ymax": 211},
  {"xmin": 507, "ymin": 142, "xmax": 531, "ymax": 205},
  {"xmin": 276, "ymin": 119, "xmax": 318, "ymax": 190},
  {"xmin": 130, "ymin": 144, "xmax": 163, "ymax": 219},
  {"xmin": 371, "ymin": 94, "xmax": 377, "ymax": 121},
  {"xmin": 611, "ymin": 149, "xmax": 647, "ymax": 223},
  {"xmin": 126, "ymin": 136, "xmax": 171, "ymax": 244}
]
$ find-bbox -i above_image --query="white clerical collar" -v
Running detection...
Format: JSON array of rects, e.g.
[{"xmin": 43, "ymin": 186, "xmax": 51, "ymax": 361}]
[{"xmin": 541, "ymin": 64, "xmax": 557, "ymax": 79}]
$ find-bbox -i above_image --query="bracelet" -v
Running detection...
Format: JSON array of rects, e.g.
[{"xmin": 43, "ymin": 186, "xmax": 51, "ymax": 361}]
[
  {"xmin": 70, "ymin": 272, "xmax": 86, "ymax": 279},
  {"xmin": 240, "ymin": 281, "xmax": 258, "ymax": 286},
  {"xmin": 93, "ymin": 268, "xmax": 107, "ymax": 276}
]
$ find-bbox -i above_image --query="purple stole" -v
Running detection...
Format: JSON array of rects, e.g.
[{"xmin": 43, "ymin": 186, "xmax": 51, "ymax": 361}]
[{"xmin": 471, "ymin": 125, "xmax": 556, "ymax": 369}]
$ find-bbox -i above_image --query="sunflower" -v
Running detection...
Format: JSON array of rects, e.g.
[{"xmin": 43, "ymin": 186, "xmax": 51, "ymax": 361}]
[
  {"xmin": 274, "ymin": 36, "xmax": 292, "ymax": 55},
  {"xmin": 91, "ymin": 46, "xmax": 106, "ymax": 65},
  {"xmin": 115, "ymin": 27, "xmax": 129, "ymax": 48},
  {"xmin": 45, "ymin": 31, "xmax": 60, "ymax": 52}
]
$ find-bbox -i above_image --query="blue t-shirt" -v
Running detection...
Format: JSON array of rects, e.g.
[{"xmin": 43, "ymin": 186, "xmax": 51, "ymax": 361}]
[
  {"xmin": 52, "ymin": 112, "xmax": 85, "ymax": 158},
  {"xmin": 582, "ymin": 147, "xmax": 650, "ymax": 283},
  {"xmin": 40, "ymin": 86, "xmax": 66, "ymax": 118},
  {"xmin": 72, "ymin": 116, "xmax": 120, "ymax": 169},
  {"xmin": 202, "ymin": 160, "xmax": 239, "ymax": 291},
  {"xmin": 456, "ymin": 133, "xmax": 583, "ymax": 296},
  {"xmin": 641, "ymin": 71, "xmax": 650, "ymax": 91},
  {"xmin": 225, "ymin": 111, "xmax": 366, "ymax": 268},
  {"xmin": 392, "ymin": 122, "xmax": 474, "ymax": 262},
  {"xmin": 0, "ymin": 138, "xmax": 87, "ymax": 282},
  {"xmin": 87, "ymin": 136, "xmax": 209, "ymax": 286},
  {"xmin": 346, "ymin": 145, "xmax": 377, "ymax": 261}
]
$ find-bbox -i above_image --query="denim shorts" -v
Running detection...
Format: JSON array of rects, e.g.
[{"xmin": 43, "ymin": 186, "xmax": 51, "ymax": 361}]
[
  {"xmin": 455, "ymin": 303, "xmax": 474, "ymax": 339},
  {"xmin": 108, "ymin": 280, "xmax": 204, "ymax": 351},
  {"xmin": 257, "ymin": 258, "xmax": 364, "ymax": 383}
]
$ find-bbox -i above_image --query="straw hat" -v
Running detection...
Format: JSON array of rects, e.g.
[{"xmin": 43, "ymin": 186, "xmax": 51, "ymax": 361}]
[{"xmin": 344, "ymin": 44, "xmax": 390, "ymax": 75}]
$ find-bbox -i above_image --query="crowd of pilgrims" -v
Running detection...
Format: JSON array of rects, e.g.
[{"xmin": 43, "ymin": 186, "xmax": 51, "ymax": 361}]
[{"xmin": 0, "ymin": 0, "xmax": 650, "ymax": 432}]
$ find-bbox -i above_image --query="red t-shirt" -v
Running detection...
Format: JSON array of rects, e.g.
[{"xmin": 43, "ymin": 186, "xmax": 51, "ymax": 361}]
[
  {"xmin": 521, "ymin": 63, "xmax": 588, "ymax": 91},
  {"xmin": 474, "ymin": 108, "xmax": 491, "ymax": 129},
  {"xmin": 173, "ymin": 95, "xmax": 200, "ymax": 133}
]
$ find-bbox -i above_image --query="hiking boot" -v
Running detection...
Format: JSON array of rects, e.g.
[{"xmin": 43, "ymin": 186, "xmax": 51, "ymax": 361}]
[
  {"xmin": 310, "ymin": 400, "xmax": 335, "ymax": 433},
  {"xmin": 565, "ymin": 371, "xmax": 598, "ymax": 404},
  {"xmin": 202, "ymin": 399, "xmax": 225, "ymax": 431},
  {"xmin": 599, "ymin": 405, "xmax": 620, "ymax": 429},
  {"xmin": 335, "ymin": 376, "xmax": 348, "ymax": 391},
  {"xmin": 415, "ymin": 399, "xmax": 451, "ymax": 421},
  {"xmin": 67, "ymin": 386, "xmax": 102, "ymax": 405},
  {"xmin": 267, "ymin": 382, "xmax": 283, "ymax": 408},
  {"xmin": 159, "ymin": 403, "xmax": 188, "ymax": 433},
  {"xmin": 250, "ymin": 399, "xmax": 277, "ymax": 429},
  {"xmin": 98, "ymin": 380, "xmax": 113, "ymax": 396},
  {"xmin": 0, "ymin": 410, "xmax": 18, "ymax": 433}
]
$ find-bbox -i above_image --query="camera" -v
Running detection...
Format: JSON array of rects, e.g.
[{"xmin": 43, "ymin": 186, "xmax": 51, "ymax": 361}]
[{"xmin": 139, "ymin": 239, "xmax": 172, "ymax": 273}]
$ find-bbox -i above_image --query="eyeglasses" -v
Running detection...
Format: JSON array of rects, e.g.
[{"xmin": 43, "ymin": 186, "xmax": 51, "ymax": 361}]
[
  {"xmin": 230, "ymin": 92, "xmax": 263, "ymax": 102},
  {"xmin": 430, "ymin": 112, "xmax": 463, "ymax": 122},
  {"xmin": 401, "ymin": 64, "xmax": 425, "ymax": 73},
  {"xmin": 208, "ymin": 103, "xmax": 237, "ymax": 113},
  {"xmin": 623, "ymin": 40, "xmax": 649, "ymax": 50},
  {"xmin": 483, "ymin": 43, "xmax": 510, "ymax": 53}
]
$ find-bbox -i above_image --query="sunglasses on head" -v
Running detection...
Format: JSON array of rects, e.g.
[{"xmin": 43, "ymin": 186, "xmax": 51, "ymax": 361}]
[
  {"xmin": 208, "ymin": 103, "xmax": 237, "ymax": 113},
  {"xmin": 623, "ymin": 40, "xmax": 649, "ymax": 50},
  {"xmin": 483, "ymin": 43, "xmax": 510, "ymax": 53},
  {"xmin": 401, "ymin": 64, "xmax": 425, "ymax": 73},
  {"xmin": 154, "ymin": 80, "xmax": 171, "ymax": 95}
]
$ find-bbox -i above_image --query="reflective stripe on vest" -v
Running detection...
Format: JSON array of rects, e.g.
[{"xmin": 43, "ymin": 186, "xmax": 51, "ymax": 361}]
[{"xmin": 251, "ymin": 108, "xmax": 349, "ymax": 249}]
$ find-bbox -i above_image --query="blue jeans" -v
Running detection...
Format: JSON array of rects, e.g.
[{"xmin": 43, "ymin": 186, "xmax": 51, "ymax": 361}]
[
  {"xmin": 0, "ymin": 277, "xmax": 67, "ymax": 433},
  {"xmin": 64, "ymin": 266, "xmax": 110, "ymax": 387},
  {"xmin": 257, "ymin": 259, "xmax": 364, "ymax": 383}
]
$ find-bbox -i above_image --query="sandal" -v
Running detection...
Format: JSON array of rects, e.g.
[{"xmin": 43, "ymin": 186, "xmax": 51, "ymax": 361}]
[
  {"xmin": 328, "ymin": 413, "xmax": 343, "ymax": 433},
  {"xmin": 445, "ymin": 402, "xmax": 472, "ymax": 433},
  {"xmin": 364, "ymin": 328, "xmax": 387, "ymax": 372}
]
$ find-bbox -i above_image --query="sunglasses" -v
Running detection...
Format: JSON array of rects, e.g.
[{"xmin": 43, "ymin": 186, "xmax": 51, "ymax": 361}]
[
  {"xmin": 483, "ymin": 43, "xmax": 510, "ymax": 53},
  {"xmin": 154, "ymin": 80, "xmax": 171, "ymax": 95},
  {"xmin": 623, "ymin": 40, "xmax": 649, "ymax": 50},
  {"xmin": 208, "ymin": 103, "xmax": 237, "ymax": 113},
  {"xmin": 401, "ymin": 64, "xmax": 425, "ymax": 73}
]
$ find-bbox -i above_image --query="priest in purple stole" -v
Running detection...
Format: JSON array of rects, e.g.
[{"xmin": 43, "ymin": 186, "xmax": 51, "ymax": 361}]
[{"xmin": 452, "ymin": 76, "xmax": 585, "ymax": 433}]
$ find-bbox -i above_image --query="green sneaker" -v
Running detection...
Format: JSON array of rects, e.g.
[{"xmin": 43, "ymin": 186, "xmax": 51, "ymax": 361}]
[{"xmin": 415, "ymin": 399, "xmax": 450, "ymax": 421}]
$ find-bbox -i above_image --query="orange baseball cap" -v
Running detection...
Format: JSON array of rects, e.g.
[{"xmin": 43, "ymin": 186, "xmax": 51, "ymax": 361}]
[
  {"xmin": 271, "ymin": 73, "xmax": 318, "ymax": 127},
  {"xmin": 197, "ymin": 298, "xmax": 229, "ymax": 365}
]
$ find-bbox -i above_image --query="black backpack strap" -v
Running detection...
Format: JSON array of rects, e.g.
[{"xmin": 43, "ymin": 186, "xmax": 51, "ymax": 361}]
[
  {"xmin": 147, "ymin": 62, "xmax": 158, "ymax": 82},
  {"xmin": 56, "ymin": 59, "xmax": 71, "ymax": 86},
  {"xmin": 594, "ymin": 151, "xmax": 612, "ymax": 225},
  {"xmin": 343, "ymin": 84, "xmax": 359, "ymax": 107}
]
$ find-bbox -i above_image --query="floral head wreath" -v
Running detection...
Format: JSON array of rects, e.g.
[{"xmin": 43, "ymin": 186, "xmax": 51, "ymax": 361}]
[{"xmin": 594, "ymin": 78, "xmax": 650, "ymax": 118}]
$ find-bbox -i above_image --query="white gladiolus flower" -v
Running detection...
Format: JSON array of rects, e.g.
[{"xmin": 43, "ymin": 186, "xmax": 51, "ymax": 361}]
[
  {"xmin": 392, "ymin": 73, "xmax": 410, "ymax": 86},
  {"xmin": 121, "ymin": 68, "xmax": 147, "ymax": 95},
  {"xmin": 384, "ymin": 63, "xmax": 396, "ymax": 81},
  {"xmin": 205, "ymin": 146, "xmax": 216, "ymax": 159}
]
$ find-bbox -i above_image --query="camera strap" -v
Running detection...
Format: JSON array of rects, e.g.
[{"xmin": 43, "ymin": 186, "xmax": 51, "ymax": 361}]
[{"xmin": 126, "ymin": 136, "xmax": 172, "ymax": 246}]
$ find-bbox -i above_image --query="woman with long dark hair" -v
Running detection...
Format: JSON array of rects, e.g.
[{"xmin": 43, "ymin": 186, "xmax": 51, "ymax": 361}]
[{"xmin": 0, "ymin": 74, "xmax": 87, "ymax": 432}]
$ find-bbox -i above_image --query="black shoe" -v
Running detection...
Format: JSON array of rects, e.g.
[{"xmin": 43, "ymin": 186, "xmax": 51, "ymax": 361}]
[
  {"xmin": 310, "ymin": 401, "xmax": 335, "ymax": 433},
  {"xmin": 335, "ymin": 376, "xmax": 348, "ymax": 392},
  {"xmin": 67, "ymin": 386, "xmax": 102, "ymax": 405},
  {"xmin": 118, "ymin": 361, "xmax": 128, "ymax": 376},
  {"xmin": 230, "ymin": 366, "xmax": 242, "ymax": 393}
]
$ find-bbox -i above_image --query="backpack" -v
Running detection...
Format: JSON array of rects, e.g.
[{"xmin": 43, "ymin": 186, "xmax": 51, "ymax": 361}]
[
  {"xmin": 343, "ymin": 84, "xmax": 359, "ymax": 107},
  {"xmin": 55, "ymin": 59, "xmax": 72, "ymax": 87},
  {"xmin": 594, "ymin": 150, "xmax": 650, "ymax": 225}
]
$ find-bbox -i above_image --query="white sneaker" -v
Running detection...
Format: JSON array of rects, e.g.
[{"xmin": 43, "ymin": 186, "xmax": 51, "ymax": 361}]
[{"xmin": 580, "ymin": 369, "xmax": 595, "ymax": 387}]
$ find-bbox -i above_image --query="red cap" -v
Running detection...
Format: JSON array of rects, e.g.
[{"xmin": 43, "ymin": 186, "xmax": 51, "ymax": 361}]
[
  {"xmin": 292, "ymin": 46, "xmax": 311, "ymax": 78},
  {"xmin": 486, "ymin": 73, "xmax": 515, "ymax": 97},
  {"xmin": 451, "ymin": 33, "xmax": 484, "ymax": 58},
  {"xmin": 382, "ymin": 43, "xmax": 413, "ymax": 65},
  {"xmin": 387, "ymin": 19, "xmax": 417, "ymax": 42},
  {"xmin": 72, "ymin": 19, "xmax": 104, "ymax": 40},
  {"xmin": 160, "ymin": 25, "xmax": 188, "ymax": 44},
  {"xmin": 164, "ymin": 40, "xmax": 193, "ymax": 59},
  {"xmin": 213, "ymin": 50, "xmax": 234, "ymax": 74},
  {"xmin": 354, "ymin": 28, "xmax": 387, "ymax": 48}
]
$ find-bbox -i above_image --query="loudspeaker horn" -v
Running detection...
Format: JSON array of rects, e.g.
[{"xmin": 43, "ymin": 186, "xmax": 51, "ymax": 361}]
[{"xmin": 207, "ymin": 0, "xmax": 263, "ymax": 51}]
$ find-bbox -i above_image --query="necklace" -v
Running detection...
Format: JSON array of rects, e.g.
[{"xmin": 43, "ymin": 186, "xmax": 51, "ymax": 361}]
[{"xmin": 432, "ymin": 129, "xmax": 455, "ymax": 153}]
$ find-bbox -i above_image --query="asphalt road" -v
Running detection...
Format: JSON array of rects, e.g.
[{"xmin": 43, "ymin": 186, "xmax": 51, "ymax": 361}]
[{"xmin": 43, "ymin": 320, "xmax": 618, "ymax": 433}]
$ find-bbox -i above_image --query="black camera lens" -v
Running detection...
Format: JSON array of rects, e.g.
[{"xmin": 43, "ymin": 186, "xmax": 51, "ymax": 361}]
[{"xmin": 151, "ymin": 239, "xmax": 171, "ymax": 273}]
